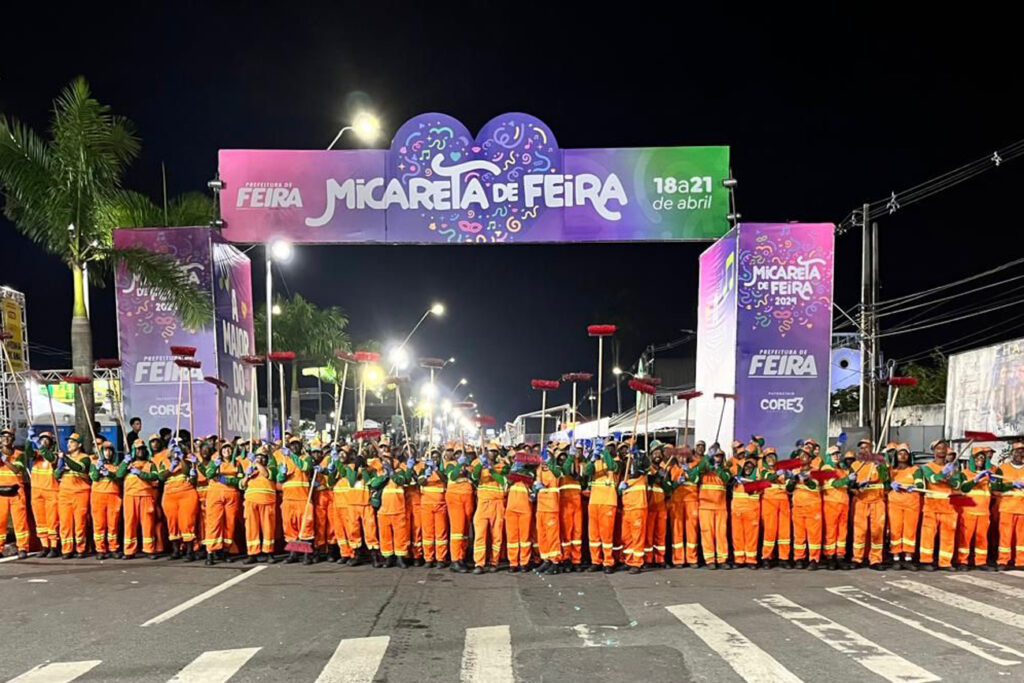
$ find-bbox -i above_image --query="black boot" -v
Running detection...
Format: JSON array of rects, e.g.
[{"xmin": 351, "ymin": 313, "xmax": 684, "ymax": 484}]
[
  {"xmin": 396, "ymin": 556, "xmax": 409, "ymax": 569},
  {"xmin": 205, "ymin": 553, "xmax": 215, "ymax": 565},
  {"xmin": 302, "ymin": 553, "xmax": 314, "ymax": 566},
  {"xmin": 169, "ymin": 541, "xmax": 182, "ymax": 560},
  {"xmin": 183, "ymin": 549, "xmax": 196, "ymax": 563},
  {"xmin": 451, "ymin": 560, "xmax": 468, "ymax": 573},
  {"xmin": 537, "ymin": 561, "xmax": 551, "ymax": 574},
  {"xmin": 286, "ymin": 551, "xmax": 299, "ymax": 564},
  {"xmin": 243, "ymin": 555, "xmax": 258, "ymax": 565}
]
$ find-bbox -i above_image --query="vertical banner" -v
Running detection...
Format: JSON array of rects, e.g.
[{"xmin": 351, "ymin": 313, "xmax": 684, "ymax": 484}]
[
  {"xmin": 212, "ymin": 239, "xmax": 255, "ymax": 437},
  {"xmin": 0, "ymin": 292, "xmax": 28, "ymax": 372},
  {"xmin": 114, "ymin": 227, "xmax": 218, "ymax": 436},
  {"xmin": 694, "ymin": 228, "xmax": 738, "ymax": 447},
  {"xmin": 946, "ymin": 338, "xmax": 1024, "ymax": 439},
  {"xmin": 733, "ymin": 223, "xmax": 835, "ymax": 448}
]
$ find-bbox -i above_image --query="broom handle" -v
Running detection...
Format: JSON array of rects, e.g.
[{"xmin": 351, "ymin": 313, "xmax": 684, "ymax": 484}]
[
  {"xmin": 187, "ymin": 370, "xmax": 196, "ymax": 444},
  {"xmin": 45, "ymin": 384, "xmax": 60, "ymax": 446},
  {"xmin": 76, "ymin": 387, "xmax": 98, "ymax": 448},
  {"xmin": 0, "ymin": 343, "xmax": 28, "ymax": 430},
  {"xmin": 334, "ymin": 363, "xmax": 348, "ymax": 441},
  {"xmin": 249, "ymin": 365, "xmax": 258, "ymax": 448},
  {"xmin": 174, "ymin": 364, "xmax": 185, "ymax": 438}
]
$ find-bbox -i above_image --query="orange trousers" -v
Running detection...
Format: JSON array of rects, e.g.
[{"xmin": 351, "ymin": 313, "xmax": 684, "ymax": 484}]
[
  {"xmin": 644, "ymin": 503, "xmax": 667, "ymax": 564},
  {"xmin": 333, "ymin": 505, "xmax": 379, "ymax": 557},
  {"xmin": 31, "ymin": 489, "xmax": 59, "ymax": 550},
  {"xmin": 998, "ymin": 512, "xmax": 1024, "ymax": 566},
  {"xmin": 407, "ymin": 501, "xmax": 423, "ymax": 559},
  {"xmin": 90, "ymin": 491, "xmax": 121, "ymax": 553},
  {"xmin": 620, "ymin": 507, "xmax": 647, "ymax": 568},
  {"xmin": 505, "ymin": 507, "xmax": 533, "ymax": 567},
  {"xmin": 472, "ymin": 498, "xmax": 505, "ymax": 567},
  {"xmin": 162, "ymin": 489, "xmax": 199, "ymax": 544},
  {"xmin": 920, "ymin": 509, "xmax": 957, "ymax": 567},
  {"xmin": 957, "ymin": 514, "xmax": 989, "ymax": 565},
  {"xmin": 731, "ymin": 505, "xmax": 760, "ymax": 565},
  {"xmin": 421, "ymin": 502, "xmax": 449, "ymax": 562},
  {"xmin": 588, "ymin": 503, "xmax": 617, "ymax": 567},
  {"xmin": 669, "ymin": 499, "xmax": 699, "ymax": 565},
  {"xmin": 314, "ymin": 491, "xmax": 332, "ymax": 551},
  {"xmin": 446, "ymin": 491, "xmax": 474, "ymax": 562},
  {"xmin": 281, "ymin": 499, "xmax": 308, "ymax": 543},
  {"xmin": 761, "ymin": 497, "xmax": 791, "ymax": 561},
  {"xmin": 243, "ymin": 500, "xmax": 276, "ymax": 555},
  {"xmin": 699, "ymin": 508, "xmax": 728, "ymax": 564},
  {"xmin": 58, "ymin": 489, "xmax": 90, "ymax": 554},
  {"xmin": 0, "ymin": 492, "xmax": 30, "ymax": 552},
  {"xmin": 378, "ymin": 511, "xmax": 409, "ymax": 558},
  {"xmin": 792, "ymin": 506, "xmax": 822, "ymax": 562},
  {"xmin": 853, "ymin": 499, "xmax": 885, "ymax": 565},
  {"xmin": 559, "ymin": 494, "xmax": 583, "ymax": 565},
  {"xmin": 123, "ymin": 495, "xmax": 157, "ymax": 556},
  {"xmin": 204, "ymin": 489, "xmax": 241, "ymax": 552},
  {"xmin": 196, "ymin": 492, "xmax": 207, "ymax": 552},
  {"xmin": 537, "ymin": 510, "xmax": 561, "ymax": 563},
  {"xmin": 888, "ymin": 503, "xmax": 919, "ymax": 557},
  {"xmin": 824, "ymin": 501, "xmax": 850, "ymax": 559}
]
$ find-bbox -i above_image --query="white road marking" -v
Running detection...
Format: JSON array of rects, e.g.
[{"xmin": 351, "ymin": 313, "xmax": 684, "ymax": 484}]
[
  {"xmin": 890, "ymin": 579, "xmax": 1024, "ymax": 630},
  {"xmin": 0, "ymin": 552, "xmax": 37, "ymax": 564},
  {"xmin": 1005, "ymin": 570, "xmax": 1024, "ymax": 580},
  {"xmin": 948, "ymin": 573, "xmax": 1024, "ymax": 599},
  {"xmin": 828, "ymin": 585, "xmax": 1022, "ymax": 666},
  {"xmin": 8, "ymin": 660, "xmax": 101, "ymax": 683},
  {"xmin": 140, "ymin": 566, "xmax": 266, "ymax": 627},
  {"xmin": 756, "ymin": 594, "xmax": 939, "ymax": 683},
  {"xmin": 665, "ymin": 603, "xmax": 803, "ymax": 683},
  {"xmin": 314, "ymin": 636, "xmax": 390, "ymax": 683},
  {"xmin": 168, "ymin": 648, "xmax": 260, "ymax": 683},
  {"xmin": 461, "ymin": 625, "xmax": 514, "ymax": 683}
]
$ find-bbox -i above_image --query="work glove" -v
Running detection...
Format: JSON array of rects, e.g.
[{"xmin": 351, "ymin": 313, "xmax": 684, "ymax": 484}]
[
  {"xmin": 406, "ymin": 457, "xmax": 416, "ymax": 469},
  {"xmin": 213, "ymin": 456, "xmax": 223, "ymax": 467},
  {"xmin": 281, "ymin": 446, "xmax": 292, "ymax": 456},
  {"xmin": 657, "ymin": 468, "xmax": 667, "ymax": 479},
  {"xmin": 129, "ymin": 467, "xmax": 142, "ymax": 476},
  {"xmin": 99, "ymin": 468, "xmax": 110, "ymax": 478},
  {"xmin": 541, "ymin": 448, "xmax": 550, "ymax": 462},
  {"xmin": 327, "ymin": 461, "xmax": 337, "ymax": 474},
  {"xmin": 457, "ymin": 454, "xmax": 468, "ymax": 466},
  {"xmin": 217, "ymin": 475, "xmax": 229, "ymax": 485},
  {"xmin": 589, "ymin": 449, "xmax": 600, "ymax": 462},
  {"xmin": 122, "ymin": 453, "xmax": 132, "ymax": 464},
  {"xmin": 618, "ymin": 481, "xmax": 628, "ymax": 492},
  {"xmin": 246, "ymin": 465, "xmax": 256, "ymax": 476},
  {"xmin": 890, "ymin": 481, "xmax": 903, "ymax": 492},
  {"xmin": 676, "ymin": 475, "xmax": 687, "ymax": 485},
  {"xmin": 1013, "ymin": 480, "xmax": 1024, "ymax": 490},
  {"xmin": 942, "ymin": 463, "xmax": 955, "ymax": 476},
  {"xmin": 973, "ymin": 471, "xmax": 986, "ymax": 483},
  {"xmin": 56, "ymin": 456, "xmax": 65, "ymax": 470},
  {"xmin": 532, "ymin": 480, "xmax": 544, "ymax": 492},
  {"xmin": 330, "ymin": 447, "xmax": 339, "ymax": 460},
  {"xmin": 313, "ymin": 465, "xmax": 323, "ymax": 475}
]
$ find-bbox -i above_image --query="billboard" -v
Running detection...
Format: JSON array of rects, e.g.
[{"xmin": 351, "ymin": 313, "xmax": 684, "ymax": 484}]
[
  {"xmin": 219, "ymin": 112, "xmax": 730, "ymax": 244},
  {"xmin": 946, "ymin": 337, "xmax": 1024, "ymax": 439},
  {"xmin": 212, "ymin": 241, "xmax": 256, "ymax": 437},
  {"xmin": 694, "ymin": 228, "xmax": 738, "ymax": 447}
]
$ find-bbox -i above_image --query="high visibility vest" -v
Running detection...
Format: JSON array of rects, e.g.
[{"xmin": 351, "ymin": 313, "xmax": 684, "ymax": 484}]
[
  {"xmin": 239, "ymin": 458, "xmax": 276, "ymax": 503},
  {"xmin": 89, "ymin": 455, "xmax": 121, "ymax": 494},
  {"xmin": 888, "ymin": 466, "xmax": 920, "ymax": 510},
  {"xmin": 536, "ymin": 467, "xmax": 560, "ymax": 512},
  {"xmin": 419, "ymin": 469, "xmax": 446, "ymax": 505},
  {"xmin": 59, "ymin": 454, "xmax": 92, "ymax": 492},
  {"xmin": 698, "ymin": 470, "xmax": 727, "ymax": 510},
  {"xmin": 588, "ymin": 459, "xmax": 618, "ymax": 507},
  {"xmin": 621, "ymin": 475, "xmax": 648, "ymax": 511},
  {"xmin": 208, "ymin": 458, "xmax": 242, "ymax": 494},
  {"xmin": 852, "ymin": 462, "xmax": 885, "ymax": 503},
  {"xmin": 123, "ymin": 460, "xmax": 158, "ymax": 498},
  {"xmin": 0, "ymin": 457, "xmax": 23, "ymax": 491},
  {"xmin": 474, "ymin": 460, "xmax": 506, "ymax": 502},
  {"xmin": 792, "ymin": 480, "xmax": 821, "ymax": 509},
  {"xmin": 280, "ymin": 455, "xmax": 311, "ymax": 501},
  {"xmin": 506, "ymin": 480, "xmax": 532, "ymax": 512},
  {"xmin": 557, "ymin": 473, "xmax": 582, "ymax": 499},
  {"xmin": 444, "ymin": 461, "xmax": 474, "ymax": 496},
  {"xmin": 997, "ymin": 462, "xmax": 1024, "ymax": 514},
  {"xmin": 920, "ymin": 461, "xmax": 956, "ymax": 512},
  {"xmin": 731, "ymin": 480, "xmax": 761, "ymax": 512},
  {"xmin": 153, "ymin": 452, "xmax": 194, "ymax": 494},
  {"xmin": 30, "ymin": 453, "xmax": 58, "ymax": 492},
  {"xmin": 669, "ymin": 461, "xmax": 699, "ymax": 503}
]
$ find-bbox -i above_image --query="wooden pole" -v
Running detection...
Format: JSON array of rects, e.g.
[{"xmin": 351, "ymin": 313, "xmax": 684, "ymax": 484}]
[
  {"xmin": 174, "ymin": 363, "xmax": 185, "ymax": 439},
  {"xmin": 187, "ymin": 368, "xmax": 196, "ymax": 442},
  {"xmin": 334, "ymin": 362, "xmax": 348, "ymax": 441}
]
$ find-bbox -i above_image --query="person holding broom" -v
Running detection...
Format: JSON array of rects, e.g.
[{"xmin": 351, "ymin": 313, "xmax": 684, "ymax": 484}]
[
  {"xmin": 240, "ymin": 444, "xmax": 282, "ymax": 564},
  {"xmin": 119, "ymin": 437, "xmax": 163, "ymax": 560},
  {"xmin": 88, "ymin": 439, "xmax": 124, "ymax": 560},
  {"xmin": 55, "ymin": 433, "xmax": 92, "ymax": 559},
  {"xmin": 203, "ymin": 441, "xmax": 244, "ymax": 565},
  {"xmin": 0, "ymin": 427, "xmax": 30, "ymax": 559}
]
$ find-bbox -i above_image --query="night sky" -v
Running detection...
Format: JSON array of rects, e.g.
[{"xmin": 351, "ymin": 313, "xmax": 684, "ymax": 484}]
[{"xmin": 1, "ymin": 6, "xmax": 1020, "ymax": 424}]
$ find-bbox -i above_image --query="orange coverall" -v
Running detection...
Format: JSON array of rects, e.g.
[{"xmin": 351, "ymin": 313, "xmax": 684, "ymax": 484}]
[
  {"xmin": 759, "ymin": 469, "xmax": 791, "ymax": 562},
  {"xmin": 122, "ymin": 459, "xmax": 160, "ymax": 556},
  {"xmin": 204, "ymin": 456, "xmax": 243, "ymax": 553},
  {"xmin": 696, "ymin": 460, "xmax": 730, "ymax": 565},
  {"xmin": 472, "ymin": 460, "xmax": 506, "ymax": 567},
  {"xmin": 57, "ymin": 453, "xmax": 92, "ymax": 555},
  {"xmin": 820, "ymin": 464, "xmax": 851, "ymax": 561},
  {"xmin": 155, "ymin": 452, "xmax": 200, "ymax": 547},
  {"xmin": 791, "ymin": 476, "xmax": 822, "ymax": 563},
  {"xmin": 505, "ymin": 479, "xmax": 534, "ymax": 568},
  {"xmin": 586, "ymin": 453, "xmax": 619, "ymax": 567},
  {"xmin": 445, "ymin": 459, "xmax": 475, "ymax": 563},
  {"xmin": 536, "ymin": 465, "xmax": 562, "ymax": 564},
  {"xmin": 404, "ymin": 463, "xmax": 424, "ymax": 561},
  {"xmin": 89, "ymin": 454, "xmax": 122, "ymax": 554},
  {"xmin": 644, "ymin": 469, "xmax": 668, "ymax": 564},
  {"xmin": 0, "ymin": 450, "xmax": 30, "ymax": 552},
  {"xmin": 279, "ymin": 453, "xmax": 313, "ymax": 545},
  {"xmin": 730, "ymin": 479, "xmax": 761, "ymax": 566},
  {"xmin": 331, "ymin": 464, "xmax": 378, "ymax": 557},
  {"xmin": 378, "ymin": 466, "xmax": 410, "ymax": 558},
  {"xmin": 888, "ymin": 466, "xmax": 922, "ymax": 558},
  {"xmin": 557, "ymin": 467, "xmax": 584, "ymax": 566},
  {"xmin": 958, "ymin": 470, "xmax": 992, "ymax": 566},
  {"xmin": 240, "ymin": 458, "xmax": 278, "ymax": 555},
  {"xmin": 419, "ymin": 464, "xmax": 449, "ymax": 563},
  {"xmin": 918, "ymin": 461, "xmax": 960, "ymax": 568},
  {"xmin": 29, "ymin": 447, "xmax": 60, "ymax": 552},
  {"xmin": 995, "ymin": 463, "xmax": 1024, "ymax": 566},
  {"xmin": 668, "ymin": 459, "xmax": 700, "ymax": 565},
  {"xmin": 851, "ymin": 462, "xmax": 888, "ymax": 566},
  {"xmin": 620, "ymin": 472, "xmax": 649, "ymax": 568}
]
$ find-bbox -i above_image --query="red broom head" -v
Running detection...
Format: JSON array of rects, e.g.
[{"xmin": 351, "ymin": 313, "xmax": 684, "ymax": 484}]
[
  {"xmin": 95, "ymin": 358, "xmax": 122, "ymax": 369},
  {"xmin": 241, "ymin": 354, "xmax": 265, "ymax": 366},
  {"xmin": 514, "ymin": 451, "xmax": 543, "ymax": 466},
  {"xmin": 0, "ymin": 331, "xmax": 12, "ymax": 341},
  {"xmin": 454, "ymin": 401, "xmax": 477, "ymax": 410},
  {"xmin": 531, "ymin": 379, "xmax": 559, "ymax": 391},
  {"xmin": 62, "ymin": 374, "xmax": 92, "ymax": 385},
  {"xmin": 561, "ymin": 372, "xmax": 593, "ymax": 383},
  {"xmin": 743, "ymin": 480, "xmax": 772, "ymax": 494},
  {"xmin": 964, "ymin": 430, "xmax": 998, "ymax": 441},
  {"xmin": 175, "ymin": 358, "xmax": 202, "ymax": 369},
  {"xmin": 170, "ymin": 345, "xmax": 196, "ymax": 357},
  {"xmin": 774, "ymin": 458, "xmax": 802, "ymax": 471},
  {"xmin": 354, "ymin": 350, "xmax": 380, "ymax": 363},
  {"xmin": 386, "ymin": 376, "xmax": 409, "ymax": 385},
  {"xmin": 644, "ymin": 377, "xmax": 663, "ymax": 386},
  {"xmin": 810, "ymin": 470, "xmax": 840, "ymax": 483},
  {"xmin": 354, "ymin": 429, "xmax": 381, "ymax": 441},
  {"xmin": 418, "ymin": 357, "xmax": 446, "ymax": 369},
  {"xmin": 888, "ymin": 376, "xmax": 918, "ymax": 387},
  {"xmin": 950, "ymin": 495, "xmax": 977, "ymax": 508},
  {"xmin": 677, "ymin": 390, "xmax": 703, "ymax": 400},
  {"xmin": 475, "ymin": 415, "xmax": 496, "ymax": 426},
  {"xmin": 587, "ymin": 324, "xmax": 617, "ymax": 337},
  {"xmin": 204, "ymin": 376, "xmax": 229, "ymax": 389},
  {"xmin": 335, "ymin": 350, "xmax": 358, "ymax": 362},
  {"xmin": 268, "ymin": 351, "xmax": 296, "ymax": 362},
  {"xmin": 508, "ymin": 472, "xmax": 535, "ymax": 486},
  {"xmin": 627, "ymin": 379, "xmax": 656, "ymax": 395}
]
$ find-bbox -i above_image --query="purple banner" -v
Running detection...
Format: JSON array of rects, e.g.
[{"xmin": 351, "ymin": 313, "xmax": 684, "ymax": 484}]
[
  {"xmin": 212, "ymin": 239, "xmax": 255, "ymax": 437},
  {"xmin": 114, "ymin": 227, "xmax": 219, "ymax": 436},
  {"xmin": 219, "ymin": 112, "xmax": 729, "ymax": 244},
  {"xmin": 733, "ymin": 223, "xmax": 835, "ymax": 448},
  {"xmin": 694, "ymin": 229, "xmax": 738, "ymax": 447}
]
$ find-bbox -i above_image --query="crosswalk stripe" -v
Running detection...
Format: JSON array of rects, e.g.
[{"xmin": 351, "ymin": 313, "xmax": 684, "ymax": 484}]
[
  {"xmin": 890, "ymin": 579, "xmax": 1024, "ymax": 630},
  {"xmin": 0, "ymin": 552, "xmax": 38, "ymax": 564},
  {"xmin": 666, "ymin": 603, "xmax": 803, "ymax": 683},
  {"xmin": 827, "ymin": 585, "xmax": 1023, "ymax": 666},
  {"xmin": 168, "ymin": 648, "xmax": 260, "ymax": 682},
  {"xmin": 948, "ymin": 573, "xmax": 1024, "ymax": 599},
  {"xmin": 1001, "ymin": 570, "xmax": 1024, "ymax": 581},
  {"xmin": 756, "ymin": 594, "xmax": 939, "ymax": 683},
  {"xmin": 8, "ymin": 660, "xmax": 102, "ymax": 683},
  {"xmin": 461, "ymin": 625, "xmax": 514, "ymax": 683},
  {"xmin": 314, "ymin": 636, "xmax": 390, "ymax": 683}
]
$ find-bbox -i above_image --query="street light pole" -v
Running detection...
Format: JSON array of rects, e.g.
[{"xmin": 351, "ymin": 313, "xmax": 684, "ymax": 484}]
[{"xmin": 265, "ymin": 252, "xmax": 273, "ymax": 441}]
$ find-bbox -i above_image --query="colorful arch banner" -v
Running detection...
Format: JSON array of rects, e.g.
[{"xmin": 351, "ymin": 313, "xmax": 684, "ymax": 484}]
[{"xmin": 218, "ymin": 112, "xmax": 730, "ymax": 244}]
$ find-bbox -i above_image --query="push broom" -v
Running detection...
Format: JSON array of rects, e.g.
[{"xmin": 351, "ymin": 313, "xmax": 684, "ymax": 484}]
[
  {"xmin": 268, "ymin": 351, "xmax": 296, "ymax": 440},
  {"xmin": 241, "ymin": 355, "xmax": 265, "ymax": 449},
  {"xmin": 170, "ymin": 346, "xmax": 197, "ymax": 442},
  {"xmin": 561, "ymin": 372, "xmax": 592, "ymax": 442},
  {"xmin": 333, "ymin": 350, "xmax": 358, "ymax": 442},
  {"xmin": 174, "ymin": 358, "xmax": 202, "ymax": 444},
  {"xmin": 95, "ymin": 358, "xmax": 130, "ymax": 453},
  {"xmin": 626, "ymin": 378, "xmax": 657, "ymax": 479},
  {"xmin": 712, "ymin": 392, "xmax": 737, "ymax": 446},
  {"xmin": 530, "ymin": 379, "xmax": 559, "ymax": 455},
  {"xmin": 587, "ymin": 324, "xmax": 616, "ymax": 436},
  {"xmin": 676, "ymin": 390, "xmax": 703, "ymax": 450}
]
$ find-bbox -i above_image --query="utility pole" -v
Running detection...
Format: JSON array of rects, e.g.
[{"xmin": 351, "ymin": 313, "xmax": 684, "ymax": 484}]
[
  {"xmin": 859, "ymin": 203, "xmax": 871, "ymax": 429},
  {"xmin": 870, "ymin": 218, "xmax": 881, "ymax": 436}
]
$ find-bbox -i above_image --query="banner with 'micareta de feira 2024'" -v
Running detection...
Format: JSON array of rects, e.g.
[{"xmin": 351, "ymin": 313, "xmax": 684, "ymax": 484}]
[{"xmin": 218, "ymin": 112, "xmax": 730, "ymax": 244}]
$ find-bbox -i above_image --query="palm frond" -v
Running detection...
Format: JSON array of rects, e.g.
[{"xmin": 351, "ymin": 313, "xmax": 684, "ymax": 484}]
[
  {"xmin": 111, "ymin": 246, "xmax": 213, "ymax": 328},
  {"xmin": 167, "ymin": 191, "xmax": 215, "ymax": 226}
]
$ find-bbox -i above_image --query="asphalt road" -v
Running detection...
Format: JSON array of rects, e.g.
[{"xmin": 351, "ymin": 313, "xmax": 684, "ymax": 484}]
[{"xmin": 2, "ymin": 555, "xmax": 1023, "ymax": 682}]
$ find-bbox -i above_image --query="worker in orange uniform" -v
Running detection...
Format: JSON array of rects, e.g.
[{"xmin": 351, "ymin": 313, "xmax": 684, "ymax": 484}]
[
  {"xmin": 666, "ymin": 443, "xmax": 701, "ymax": 567},
  {"xmin": 534, "ymin": 447, "xmax": 563, "ymax": 574},
  {"xmin": 471, "ymin": 446, "xmax": 507, "ymax": 573},
  {"xmin": 203, "ymin": 441, "xmax": 244, "ymax": 565},
  {"xmin": 88, "ymin": 440, "xmax": 123, "ymax": 559},
  {"xmin": 614, "ymin": 443, "xmax": 647, "ymax": 575},
  {"xmin": 155, "ymin": 438, "xmax": 200, "ymax": 561},
  {"xmin": 730, "ymin": 451, "xmax": 762, "ymax": 568},
  {"xmin": 788, "ymin": 447, "xmax": 822, "ymax": 569},
  {"xmin": 119, "ymin": 437, "xmax": 162, "ymax": 559},
  {"xmin": 692, "ymin": 445, "xmax": 731, "ymax": 569},
  {"xmin": 375, "ymin": 450, "xmax": 412, "ymax": 568},
  {"xmin": 26, "ymin": 432, "xmax": 60, "ymax": 557},
  {"xmin": 504, "ymin": 452, "xmax": 536, "ymax": 572},
  {"xmin": 417, "ymin": 448, "xmax": 449, "ymax": 568},
  {"xmin": 850, "ymin": 438, "xmax": 890, "ymax": 569},
  {"xmin": 0, "ymin": 428, "xmax": 30, "ymax": 558},
  {"xmin": 444, "ymin": 447, "xmax": 474, "ymax": 573},
  {"xmin": 555, "ymin": 445, "xmax": 584, "ymax": 571},
  {"xmin": 584, "ymin": 439, "xmax": 621, "ymax": 573},
  {"xmin": 957, "ymin": 446, "xmax": 995, "ymax": 570},
  {"xmin": 916, "ymin": 439, "xmax": 963, "ymax": 570},
  {"xmin": 278, "ymin": 437, "xmax": 315, "ymax": 564},
  {"xmin": 310, "ymin": 440, "xmax": 333, "ymax": 561},
  {"xmin": 644, "ymin": 443, "xmax": 669, "ymax": 568},
  {"xmin": 193, "ymin": 438, "xmax": 213, "ymax": 561},
  {"xmin": 328, "ymin": 444, "xmax": 378, "ymax": 566},
  {"xmin": 402, "ymin": 446, "xmax": 425, "ymax": 567},
  {"xmin": 818, "ymin": 446, "xmax": 853, "ymax": 570},
  {"xmin": 55, "ymin": 433, "xmax": 91, "ymax": 559},
  {"xmin": 992, "ymin": 441, "xmax": 1024, "ymax": 569},
  {"xmin": 888, "ymin": 444, "xmax": 923, "ymax": 570},
  {"xmin": 240, "ymin": 444, "xmax": 282, "ymax": 563},
  {"xmin": 757, "ymin": 447, "xmax": 791, "ymax": 568}
]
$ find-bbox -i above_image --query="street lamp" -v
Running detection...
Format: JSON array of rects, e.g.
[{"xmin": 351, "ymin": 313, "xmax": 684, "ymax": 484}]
[
  {"xmin": 449, "ymin": 377, "xmax": 468, "ymax": 394},
  {"xmin": 326, "ymin": 111, "xmax": 382, "ymax": 150},
  {"xmin": 389, "ymin": 345, "xmax": 411, "ymax": 371},
  {"xmin": 265, "ymin": 238, "xmax": 293, "ymax": 439}
]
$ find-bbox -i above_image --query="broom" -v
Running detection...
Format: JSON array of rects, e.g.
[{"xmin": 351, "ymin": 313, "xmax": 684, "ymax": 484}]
[
  {"xmin": 205, "ymin": 376, "xmax": 229, "ymax": 437},
  {"xmin": 62, "ymin": 374, "xmax": 99, "ymax": 447},
  {"xmin": 742, "ymin": 479, "xmax": 772, "ymax": 494},
  {"xmin": 174, "ymin": 359, "xmax": 202, "ymax": 444},
  {"xmin": 677, "ymin": 390, "xmax": 702, "ymax": 449},
  {"xmin": 96, "ymin": 358, "xmax": 130, "ymax": 454},
  {"xmin": 242, "ymin": 355, "xmax": 265, "ymax": 449},
  {"xmin": 285, "ymin": 472, "xmax": 317, "ymax": 554},
  {"xmin": 587, "ymin": 324, "xmax": 616, "ymax": 436}
]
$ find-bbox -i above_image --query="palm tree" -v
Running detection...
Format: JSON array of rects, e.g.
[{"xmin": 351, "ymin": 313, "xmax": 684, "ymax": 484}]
[
  {"xmin": 0, "ymin": 78, "xmax": 213, "ymax": 446},
  {"xmin": 255, "ymin": 293, "xmax": 350, "ymax": 427}
]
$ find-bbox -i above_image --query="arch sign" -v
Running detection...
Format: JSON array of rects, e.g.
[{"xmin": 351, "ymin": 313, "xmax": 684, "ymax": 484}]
[{"xmin": 218, "ymin": 112, "xmax": 730, "ymax": 244}]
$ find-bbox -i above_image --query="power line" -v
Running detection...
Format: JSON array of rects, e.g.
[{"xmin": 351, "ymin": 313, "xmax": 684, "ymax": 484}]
[
  {"xmin": 877, "ymin": 295, "xmax": 1024, "ymax": 338},
  {"xmin": 873, "ymin": 255, "xmax": 1024, "ymax": 313}
]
